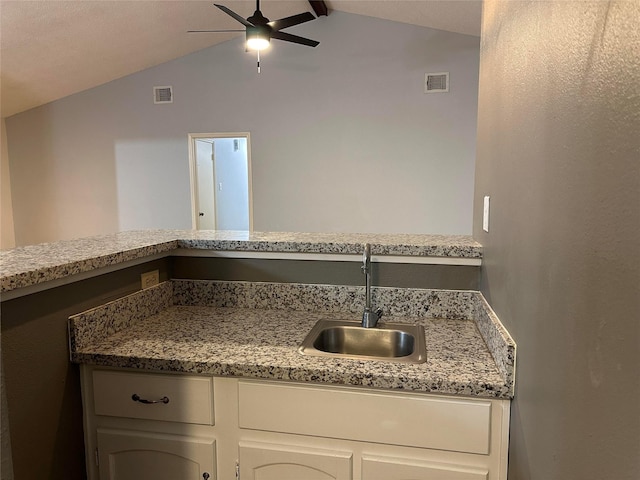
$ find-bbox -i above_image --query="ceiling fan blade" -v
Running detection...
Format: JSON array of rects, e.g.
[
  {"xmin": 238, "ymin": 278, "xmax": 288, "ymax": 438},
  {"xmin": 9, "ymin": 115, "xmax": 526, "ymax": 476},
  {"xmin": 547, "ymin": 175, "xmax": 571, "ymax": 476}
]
[
  {"xmin": 271, "ymin": 30, "xmax": 319, "ymax": 47},
  {"xmin": 188, "ymin": 29, "xmax": 245, "ymax": 33},
  {"xmin": 268, "ymin": 12, "xmax": 315, "ymax": 31},
  {"xmin": 214, "ymin": 4, "xmax": 253, "ymax": 27}
]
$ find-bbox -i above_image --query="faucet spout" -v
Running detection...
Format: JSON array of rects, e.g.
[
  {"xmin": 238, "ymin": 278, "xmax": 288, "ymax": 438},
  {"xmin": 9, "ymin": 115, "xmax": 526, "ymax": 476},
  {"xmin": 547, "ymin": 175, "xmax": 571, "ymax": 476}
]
[{"xmin": 361, "ymin": 243, "xmax": 383, "ymax": 328}]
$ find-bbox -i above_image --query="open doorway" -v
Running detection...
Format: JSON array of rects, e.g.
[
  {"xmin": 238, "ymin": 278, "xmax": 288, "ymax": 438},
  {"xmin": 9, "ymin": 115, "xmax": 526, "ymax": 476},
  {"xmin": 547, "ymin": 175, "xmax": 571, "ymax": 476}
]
[{"xmin": 188, "ymin": 133, "xmax": 253, "ymax": 231}]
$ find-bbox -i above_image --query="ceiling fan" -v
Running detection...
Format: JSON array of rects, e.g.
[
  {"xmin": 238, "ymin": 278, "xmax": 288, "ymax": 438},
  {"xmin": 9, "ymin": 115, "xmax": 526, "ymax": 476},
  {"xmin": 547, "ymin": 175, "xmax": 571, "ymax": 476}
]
[{"xmin": 189, "ymin": 0, "xmax": 320, "ymax": 71}]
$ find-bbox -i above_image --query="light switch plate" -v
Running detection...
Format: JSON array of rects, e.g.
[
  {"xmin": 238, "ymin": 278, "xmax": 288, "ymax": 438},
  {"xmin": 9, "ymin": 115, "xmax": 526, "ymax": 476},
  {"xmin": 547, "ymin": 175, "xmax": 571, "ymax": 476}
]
[{"xmin": 483, "ymin": 196, "xmax": 490, "ymax": 232}]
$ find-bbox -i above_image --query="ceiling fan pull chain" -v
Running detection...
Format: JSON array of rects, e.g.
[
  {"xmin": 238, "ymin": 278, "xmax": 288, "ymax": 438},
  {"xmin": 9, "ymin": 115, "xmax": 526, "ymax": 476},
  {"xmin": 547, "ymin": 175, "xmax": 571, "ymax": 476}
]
[{"xmin": 257, "ymin": 50, "xmax": 261, "ymax": 74}]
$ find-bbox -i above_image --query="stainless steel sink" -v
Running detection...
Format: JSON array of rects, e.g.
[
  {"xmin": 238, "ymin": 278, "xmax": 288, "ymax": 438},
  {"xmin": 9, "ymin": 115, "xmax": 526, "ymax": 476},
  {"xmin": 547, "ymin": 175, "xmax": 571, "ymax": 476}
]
[{"xmin": 298, "ymin": 320, "xmax": 427, "ymax": 363}]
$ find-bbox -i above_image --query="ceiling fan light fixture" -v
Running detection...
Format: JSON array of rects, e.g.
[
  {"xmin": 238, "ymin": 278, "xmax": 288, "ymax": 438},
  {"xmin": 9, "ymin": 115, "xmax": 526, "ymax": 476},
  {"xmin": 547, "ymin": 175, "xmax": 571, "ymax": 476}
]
[
  {"xmin": 246, "ymin": 35, "xmax": 270, "ymax": 51},
  {"xmin": 246, "ymin": 27, "xmax": 270, "ymax": 51}
]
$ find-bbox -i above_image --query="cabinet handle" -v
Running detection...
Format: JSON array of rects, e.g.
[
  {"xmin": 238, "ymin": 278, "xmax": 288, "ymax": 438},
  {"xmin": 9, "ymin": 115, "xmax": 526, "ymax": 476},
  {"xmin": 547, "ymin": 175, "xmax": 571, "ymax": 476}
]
[{"xmin": 131, "ymin": 393, "xmax": 170, "ymax": 404}]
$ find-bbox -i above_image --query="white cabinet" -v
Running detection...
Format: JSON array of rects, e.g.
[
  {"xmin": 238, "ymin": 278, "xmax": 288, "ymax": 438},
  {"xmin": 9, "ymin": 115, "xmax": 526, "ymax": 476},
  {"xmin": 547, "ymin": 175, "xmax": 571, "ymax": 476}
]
[
  {"xmin": 97, "ymin": 428, "xmax": 215, "ymax": 480},
  {"xmin": 81, "ymin": 367, "xmax": 510, "ymax": 480},
  {"xmin": 81, "ymin": 367, "xmax": 217, "ymax": 480},
  {"xmin": 236, "ymin": 380, "xmax": 509, "ymax": 480},
  {"xmin": 239, "ymin": 441, "xmax": 352, "ymax": 480}
]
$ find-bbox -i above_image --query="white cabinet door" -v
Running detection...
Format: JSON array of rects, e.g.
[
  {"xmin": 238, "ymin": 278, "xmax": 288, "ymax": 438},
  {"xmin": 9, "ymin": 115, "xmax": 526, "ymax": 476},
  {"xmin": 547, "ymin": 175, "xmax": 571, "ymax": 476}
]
[
  {"xmin": 239, "ymin": 441, "xmax": 352, "ymax": 480},
  {"xmin": 97, "ymin": 428, "xmax": 216, "ymax": 480},
  {"xmin": 362, "ymin": 454, "xmax": 488, "ymax": 480}
]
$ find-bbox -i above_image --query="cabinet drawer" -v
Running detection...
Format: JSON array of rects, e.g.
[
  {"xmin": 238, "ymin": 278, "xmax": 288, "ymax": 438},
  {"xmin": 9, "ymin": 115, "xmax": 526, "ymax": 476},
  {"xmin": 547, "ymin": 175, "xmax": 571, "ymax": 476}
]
[
  {"xmin": 92, "ymin": 370, "xmax": 214, "ymax": 425},
  {"xmin": 362, "ymin": 454, "xmax": 488, "ymax": 480},
  {"xmin": 238, "ymin": 381, "xmax": 491, "ymax": 454}
]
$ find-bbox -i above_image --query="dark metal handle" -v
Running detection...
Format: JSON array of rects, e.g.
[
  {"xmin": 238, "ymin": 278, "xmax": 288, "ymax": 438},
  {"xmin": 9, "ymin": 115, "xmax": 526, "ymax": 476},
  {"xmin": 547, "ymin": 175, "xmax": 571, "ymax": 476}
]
[
  {"xmin": 203, "ymin": 473, "xmax": 210, "ymax": 480},
  {"xmin": 131, "ymin": 393, "xmax": 169, "ymax": 405}
]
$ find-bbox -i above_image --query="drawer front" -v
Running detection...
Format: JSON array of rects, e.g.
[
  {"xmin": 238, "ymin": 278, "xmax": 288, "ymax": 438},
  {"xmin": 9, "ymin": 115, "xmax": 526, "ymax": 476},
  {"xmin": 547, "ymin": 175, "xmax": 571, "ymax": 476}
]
[
  {"xmin": 238, "ymin": 381, "xmax": 491, "ymax": 454},
  {"xmin": 362, "ymin": 454, "xmax": 489, "ymax": 480},
  {"xmin": 93, "ymin": 370, "xmax": 214, "ymax": 425}
]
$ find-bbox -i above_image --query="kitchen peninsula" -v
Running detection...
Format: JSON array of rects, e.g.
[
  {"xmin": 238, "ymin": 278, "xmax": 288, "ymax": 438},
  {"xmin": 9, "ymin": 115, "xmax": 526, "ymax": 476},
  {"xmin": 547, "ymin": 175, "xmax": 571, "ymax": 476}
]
[
  {"xmin": 1, "ymin": 230, "xmax": 514, "ymax": 480},
  {"xmin": 1, "ymin": 230, "xmax": 482, "ymax": 295}
]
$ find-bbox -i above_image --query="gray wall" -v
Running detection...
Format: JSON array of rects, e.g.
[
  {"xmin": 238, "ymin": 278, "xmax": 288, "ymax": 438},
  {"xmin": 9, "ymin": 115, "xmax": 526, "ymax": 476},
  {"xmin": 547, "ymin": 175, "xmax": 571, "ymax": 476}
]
[
  {"xmin": 1, "ymin": 259, "xmax": 172, "ymax": 480},
  {"xmin": 171, "ymin": 257, "xmax": 479, "ymax": 291},
  {"xmin": 473, "ymin": 1, "xmax": 640, "ymax": 479},
  {"xmin": 5, "ymin": 11, "xmax": 480, "ymax": 246}
]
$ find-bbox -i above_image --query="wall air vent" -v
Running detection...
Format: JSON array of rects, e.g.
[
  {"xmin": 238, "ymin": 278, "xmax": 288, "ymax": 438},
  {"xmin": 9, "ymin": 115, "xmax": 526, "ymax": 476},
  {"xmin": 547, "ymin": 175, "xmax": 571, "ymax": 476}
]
[
  {"xmin": 153, "ymin": 86, "xmax": 173, "ymax": 104},
  {"xmin": 424, "ymin": 72, "xmax": 449, "ymax": 93}
]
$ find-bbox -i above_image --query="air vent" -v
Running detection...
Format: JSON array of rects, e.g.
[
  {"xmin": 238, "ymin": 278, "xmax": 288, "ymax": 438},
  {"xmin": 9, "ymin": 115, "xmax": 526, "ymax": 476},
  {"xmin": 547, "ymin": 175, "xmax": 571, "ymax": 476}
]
[
  {"xmin": 153, "ymin": 86, "xmax": 173, "ymax": 104},
  {"xmin": 424, "ymin": 72, "xmax": 449, "ymax": 93}
]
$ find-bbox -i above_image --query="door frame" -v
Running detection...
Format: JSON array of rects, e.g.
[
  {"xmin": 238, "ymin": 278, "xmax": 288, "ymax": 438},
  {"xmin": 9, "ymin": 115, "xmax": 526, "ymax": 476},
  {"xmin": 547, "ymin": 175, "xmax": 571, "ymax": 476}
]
[{"xmin": 188, "ymin": 132, "xmax": 254, "ymax": 231}]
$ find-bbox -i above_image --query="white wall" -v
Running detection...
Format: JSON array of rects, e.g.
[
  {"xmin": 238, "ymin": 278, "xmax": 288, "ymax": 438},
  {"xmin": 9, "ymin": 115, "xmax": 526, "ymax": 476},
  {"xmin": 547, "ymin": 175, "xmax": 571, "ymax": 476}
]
[
  {"xmin": 1, "ymin": 119, "xmax": 16, "ymax": 250},
  {"xmin": 5, "ymin": 11, "xmax": 480, "ymax": 246},
  {"xmin": 214, "ymin": 138, "xmax": 250, "ymax": 230},
  {"xmin": 114, "ymin": 139, "xmax": 192, "ymax": 231}
]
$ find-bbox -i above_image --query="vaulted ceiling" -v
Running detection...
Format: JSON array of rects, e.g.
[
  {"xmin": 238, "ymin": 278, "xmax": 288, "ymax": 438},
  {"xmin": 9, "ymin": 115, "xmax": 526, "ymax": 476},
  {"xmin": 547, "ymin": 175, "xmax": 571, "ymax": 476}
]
[{"xmin": 0, "ymin": 0, "xmax": 482, "ymax": 118}]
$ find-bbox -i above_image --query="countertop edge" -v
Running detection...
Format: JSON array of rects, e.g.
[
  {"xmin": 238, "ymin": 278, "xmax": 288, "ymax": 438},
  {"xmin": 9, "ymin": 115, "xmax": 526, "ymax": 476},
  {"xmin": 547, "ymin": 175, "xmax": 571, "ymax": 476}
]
[
  {"xmin": 71, "ymin": 352, "xmax": 513, "ymax": 400},
  {"xmin": 1, "ymin": 230, "xmax": 482, "ymax": 294}
]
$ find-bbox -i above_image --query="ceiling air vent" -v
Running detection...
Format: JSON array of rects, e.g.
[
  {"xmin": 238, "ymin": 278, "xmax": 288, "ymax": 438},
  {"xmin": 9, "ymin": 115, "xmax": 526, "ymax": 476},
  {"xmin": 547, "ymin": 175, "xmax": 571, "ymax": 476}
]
[
  {"xmin": 153, "ymin": 86, "xmax": 173, "ymax": 104},
  {"xmin": 424, "ymin": 72, "xmax": 449, "ymax": 93}
]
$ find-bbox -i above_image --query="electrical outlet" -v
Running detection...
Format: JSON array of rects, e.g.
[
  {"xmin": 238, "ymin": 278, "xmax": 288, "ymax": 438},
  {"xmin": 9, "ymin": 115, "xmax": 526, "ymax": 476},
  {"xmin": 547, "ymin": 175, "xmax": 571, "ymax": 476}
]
[{"xmin": 141, "ymin": 270, "xmax": 159, "ymax": 289}]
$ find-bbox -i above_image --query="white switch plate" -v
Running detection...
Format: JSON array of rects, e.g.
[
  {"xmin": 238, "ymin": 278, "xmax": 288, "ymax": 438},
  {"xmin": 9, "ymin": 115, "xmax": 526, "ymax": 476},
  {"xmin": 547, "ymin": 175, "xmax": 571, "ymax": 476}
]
[
  {"xmin": 141, "ymin": 270, "xmax": 159, "ymax": 289},
  {"xmin": 483, "ymin": 196, "xmax": 490, "ymax": 232}
]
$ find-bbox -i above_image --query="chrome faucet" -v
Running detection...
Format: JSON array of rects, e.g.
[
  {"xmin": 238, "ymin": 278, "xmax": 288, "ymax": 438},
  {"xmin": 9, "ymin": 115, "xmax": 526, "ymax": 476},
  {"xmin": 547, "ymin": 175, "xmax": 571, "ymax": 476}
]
[{"xmin": 361, "ymin": 243, "xmax": 383, "ymax": 328}]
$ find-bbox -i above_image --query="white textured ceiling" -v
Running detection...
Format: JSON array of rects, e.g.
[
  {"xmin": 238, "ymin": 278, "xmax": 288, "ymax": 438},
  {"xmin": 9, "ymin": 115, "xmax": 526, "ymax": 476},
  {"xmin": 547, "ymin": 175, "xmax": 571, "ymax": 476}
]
[{"xmin": 0, "ymin": 0, "xmax": 481, "ymax": 118}]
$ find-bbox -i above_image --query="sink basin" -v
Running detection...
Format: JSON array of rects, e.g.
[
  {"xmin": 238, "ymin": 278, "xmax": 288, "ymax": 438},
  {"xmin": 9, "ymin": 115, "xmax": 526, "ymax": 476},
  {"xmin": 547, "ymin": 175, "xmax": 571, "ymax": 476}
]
[{"xmin": 298, "ymin": 320, "xmax": 426, "ymax": 363}]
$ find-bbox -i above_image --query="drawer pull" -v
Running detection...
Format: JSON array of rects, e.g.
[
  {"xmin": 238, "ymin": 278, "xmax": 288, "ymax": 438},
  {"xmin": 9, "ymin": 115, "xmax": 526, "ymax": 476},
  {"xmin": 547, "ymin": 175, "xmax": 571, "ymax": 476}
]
[{"xmin": 131, "ymin": 393, "xmax": 170, "ymax": 405}]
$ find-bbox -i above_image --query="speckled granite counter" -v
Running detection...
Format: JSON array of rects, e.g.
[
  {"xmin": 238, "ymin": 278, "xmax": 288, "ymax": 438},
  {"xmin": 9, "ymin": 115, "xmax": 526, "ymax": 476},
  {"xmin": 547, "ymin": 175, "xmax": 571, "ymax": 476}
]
[
  {"xmin": 0, "ymin": 230, "xmax": 482, "ymax": 294},
  {"xmin": 69, "ymin": 280, "xmax": 515, "ymax": 399}
]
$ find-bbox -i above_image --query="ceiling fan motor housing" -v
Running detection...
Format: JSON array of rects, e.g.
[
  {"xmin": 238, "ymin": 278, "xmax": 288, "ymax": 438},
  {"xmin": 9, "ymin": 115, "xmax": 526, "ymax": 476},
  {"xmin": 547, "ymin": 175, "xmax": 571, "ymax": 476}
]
[{"xmin": 248, "ymin": 9, "xmax": 270, "ymax": 26}]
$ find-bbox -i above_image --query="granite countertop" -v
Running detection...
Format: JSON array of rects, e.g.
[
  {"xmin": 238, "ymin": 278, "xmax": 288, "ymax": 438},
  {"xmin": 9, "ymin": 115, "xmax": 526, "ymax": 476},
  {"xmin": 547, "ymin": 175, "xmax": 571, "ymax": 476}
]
[
  {"xmin": 0, "ymin": 230, "xmax": 482, "ymax": 294},
  {"xmin": 69, "ymin": 280, "xmax": 515, "ymax": 399}
]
